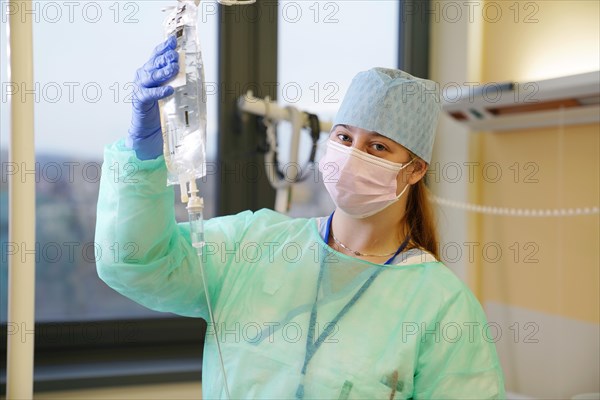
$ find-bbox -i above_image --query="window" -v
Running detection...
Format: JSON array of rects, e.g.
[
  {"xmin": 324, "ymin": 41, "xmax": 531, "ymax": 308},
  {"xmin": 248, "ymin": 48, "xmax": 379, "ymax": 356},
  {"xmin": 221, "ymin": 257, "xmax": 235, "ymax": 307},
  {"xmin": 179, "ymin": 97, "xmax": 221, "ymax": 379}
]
[{"xmin": 0, "ymin": 0, "xmax": 217, "ymax": 322}]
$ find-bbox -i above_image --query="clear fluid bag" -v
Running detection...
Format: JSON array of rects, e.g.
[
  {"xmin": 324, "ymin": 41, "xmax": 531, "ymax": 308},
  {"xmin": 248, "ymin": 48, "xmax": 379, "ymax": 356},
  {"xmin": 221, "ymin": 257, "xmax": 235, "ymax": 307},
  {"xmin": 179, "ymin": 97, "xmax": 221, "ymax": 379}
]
[{"xmin": 159, "ymin": 1, "xmax": 207, "ymax": 189}]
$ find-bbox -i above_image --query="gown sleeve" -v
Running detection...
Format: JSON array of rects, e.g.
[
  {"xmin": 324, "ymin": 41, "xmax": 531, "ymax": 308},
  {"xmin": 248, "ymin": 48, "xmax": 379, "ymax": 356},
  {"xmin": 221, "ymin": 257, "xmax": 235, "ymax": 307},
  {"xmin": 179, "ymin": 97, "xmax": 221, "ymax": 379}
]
[
  {"xmin": 412, "ymin": 282, "xmax": 506, "ymax": 399},
  {"xmin": 94, "ymin": 139, "xmax": 253, "ymax": 319}
]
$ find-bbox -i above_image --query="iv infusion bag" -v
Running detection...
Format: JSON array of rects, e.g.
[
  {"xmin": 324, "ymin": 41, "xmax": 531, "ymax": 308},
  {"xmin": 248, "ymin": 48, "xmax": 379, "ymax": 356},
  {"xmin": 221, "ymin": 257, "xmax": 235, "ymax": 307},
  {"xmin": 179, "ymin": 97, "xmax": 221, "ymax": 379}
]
[{"xmin": 159, "ymin": 1, "xmax": 207, "ymax": 195}]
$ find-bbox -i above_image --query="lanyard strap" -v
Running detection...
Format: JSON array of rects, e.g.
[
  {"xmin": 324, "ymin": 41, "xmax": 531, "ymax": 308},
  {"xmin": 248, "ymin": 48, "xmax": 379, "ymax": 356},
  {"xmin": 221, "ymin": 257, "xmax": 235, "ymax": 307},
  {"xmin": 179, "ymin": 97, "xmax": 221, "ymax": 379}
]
[{"xmin": 296, "ymin": 213, "xmax": 410, "ymax": 398}]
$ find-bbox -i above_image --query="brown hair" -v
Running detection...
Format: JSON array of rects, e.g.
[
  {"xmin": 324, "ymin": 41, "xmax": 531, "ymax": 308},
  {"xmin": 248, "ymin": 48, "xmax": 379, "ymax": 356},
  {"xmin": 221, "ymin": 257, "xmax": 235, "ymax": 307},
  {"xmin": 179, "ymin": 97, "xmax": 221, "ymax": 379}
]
[{"xmin": 402, "ymin": 160, "xmax": 440, "ymax": 260}]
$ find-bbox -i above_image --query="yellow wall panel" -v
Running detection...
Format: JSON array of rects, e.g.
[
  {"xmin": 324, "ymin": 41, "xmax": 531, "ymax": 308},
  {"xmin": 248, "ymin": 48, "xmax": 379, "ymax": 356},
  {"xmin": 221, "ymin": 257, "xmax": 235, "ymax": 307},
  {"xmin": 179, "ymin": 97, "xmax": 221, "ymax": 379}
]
[{"xmin": 477, "ymin": 124, "xmax": 599, "ymax": 323}]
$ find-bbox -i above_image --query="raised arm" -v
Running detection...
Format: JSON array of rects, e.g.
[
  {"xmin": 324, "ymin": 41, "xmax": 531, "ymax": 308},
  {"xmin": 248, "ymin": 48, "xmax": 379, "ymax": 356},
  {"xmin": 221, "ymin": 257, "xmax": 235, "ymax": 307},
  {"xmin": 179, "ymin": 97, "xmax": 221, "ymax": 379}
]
[
  {"xmin": 95, "ymin": 141, "xmax": 214, "ymax": 318},
  {"xmin": 96, "ymin": 36, "xmax": 216, "ymax": 318}
]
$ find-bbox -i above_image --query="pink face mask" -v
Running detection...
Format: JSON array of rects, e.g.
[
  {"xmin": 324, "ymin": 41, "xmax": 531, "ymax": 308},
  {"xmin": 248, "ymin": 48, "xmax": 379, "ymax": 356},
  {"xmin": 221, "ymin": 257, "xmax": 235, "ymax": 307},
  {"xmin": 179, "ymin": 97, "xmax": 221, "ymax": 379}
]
[{"xmin": 318, "ymin": 140, "xmax": 414, "ymax": 218}]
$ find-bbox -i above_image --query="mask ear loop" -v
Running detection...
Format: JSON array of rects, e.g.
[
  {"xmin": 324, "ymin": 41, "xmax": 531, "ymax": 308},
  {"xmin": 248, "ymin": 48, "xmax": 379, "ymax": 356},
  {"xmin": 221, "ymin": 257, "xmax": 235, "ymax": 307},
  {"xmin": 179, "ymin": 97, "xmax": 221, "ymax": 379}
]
[
  {"xmin": 395, "ymin": 182, "xmax": 411, "ymax": 200},
  {"xmin": 394, "ymin": 157, "xmax": 417, "ymax": 199},
  {"xmin": 399, "ymin": 157, "xmax": 416, "ymax": 170}
]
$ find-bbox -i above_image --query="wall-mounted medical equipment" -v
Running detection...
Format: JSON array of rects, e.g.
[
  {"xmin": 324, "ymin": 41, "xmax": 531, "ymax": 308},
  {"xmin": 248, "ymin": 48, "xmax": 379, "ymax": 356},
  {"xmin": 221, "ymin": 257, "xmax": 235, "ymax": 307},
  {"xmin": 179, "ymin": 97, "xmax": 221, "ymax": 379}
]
[
  {"xmin": 238, "ymin": 91, "xmax": 333, "ymax": 213},
  {"xmin": 442, "ymin": 71, "xmax": 600, "ymax": 131}
]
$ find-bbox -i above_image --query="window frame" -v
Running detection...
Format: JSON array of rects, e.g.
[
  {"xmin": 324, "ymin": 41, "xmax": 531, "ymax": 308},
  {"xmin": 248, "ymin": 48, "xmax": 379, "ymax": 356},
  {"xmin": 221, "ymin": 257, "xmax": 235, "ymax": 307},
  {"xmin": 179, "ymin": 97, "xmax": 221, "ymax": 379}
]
[
  {"xmin": 399, "ymin": 0, "xmax": 432, "ymax": 78},
  {"xmin": 0, "ymin": 318, "xmax": 206, "ymax": 392}
]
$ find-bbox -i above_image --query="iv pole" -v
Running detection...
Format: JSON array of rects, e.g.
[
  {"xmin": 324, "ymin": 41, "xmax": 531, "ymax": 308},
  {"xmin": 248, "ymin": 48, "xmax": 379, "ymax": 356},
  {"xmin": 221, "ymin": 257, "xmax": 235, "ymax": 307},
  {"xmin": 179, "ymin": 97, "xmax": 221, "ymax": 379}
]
[
  {"xmin": 238, "ymin": 91, "xmax": 333, "ymax": 213},
  {"xmin": 6, "ymin": 0, "xmax": 36, "ymax": 398}
]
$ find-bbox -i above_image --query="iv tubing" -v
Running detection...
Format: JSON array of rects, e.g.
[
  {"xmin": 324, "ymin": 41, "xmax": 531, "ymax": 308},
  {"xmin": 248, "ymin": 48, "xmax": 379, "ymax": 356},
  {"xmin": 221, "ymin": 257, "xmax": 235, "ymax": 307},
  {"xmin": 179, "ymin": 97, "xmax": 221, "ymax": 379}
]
[
  {"xmin": 195, "ymin": 245, "xmax": 232, "ymax": 400},
  {"xmin": 186, "ymin": 184, "xmax": 231, "ymax": 399},
  {"xmin": 7, "ymin": 1, "xmax": 36, "ymax": 398}
]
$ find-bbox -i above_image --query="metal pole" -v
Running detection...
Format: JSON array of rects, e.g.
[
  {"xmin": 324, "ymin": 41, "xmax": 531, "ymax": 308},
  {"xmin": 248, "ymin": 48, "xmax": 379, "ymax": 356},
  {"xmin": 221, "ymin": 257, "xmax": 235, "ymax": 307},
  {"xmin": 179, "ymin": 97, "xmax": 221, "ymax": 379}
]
[
  {"xmin": 6, "ymin": 0, "xmax": 36, "ymax": 398},
  {"xmin": 238, "ymin": 91, "xmax": 333, "ymax": 132}
]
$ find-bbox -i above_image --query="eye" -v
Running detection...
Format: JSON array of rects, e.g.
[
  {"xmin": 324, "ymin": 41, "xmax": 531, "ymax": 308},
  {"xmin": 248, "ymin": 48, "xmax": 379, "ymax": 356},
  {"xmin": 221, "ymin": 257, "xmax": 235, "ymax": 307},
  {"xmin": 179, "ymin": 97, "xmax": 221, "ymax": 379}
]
[
  {"xmin": 371, "ymin": 143, "xmax": 387, "ymax": 152},
  {"xmin": 336, "ymin": 133, "xmax": 352, "ymax": 143}
]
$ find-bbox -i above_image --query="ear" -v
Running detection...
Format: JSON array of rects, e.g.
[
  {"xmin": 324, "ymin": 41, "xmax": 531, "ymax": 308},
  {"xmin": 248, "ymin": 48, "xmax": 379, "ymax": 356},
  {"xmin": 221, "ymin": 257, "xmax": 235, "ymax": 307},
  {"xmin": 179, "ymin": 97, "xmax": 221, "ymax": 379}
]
[{"xmin": 407, "ymin": 159, "xmax": 428, "ymax": 185}]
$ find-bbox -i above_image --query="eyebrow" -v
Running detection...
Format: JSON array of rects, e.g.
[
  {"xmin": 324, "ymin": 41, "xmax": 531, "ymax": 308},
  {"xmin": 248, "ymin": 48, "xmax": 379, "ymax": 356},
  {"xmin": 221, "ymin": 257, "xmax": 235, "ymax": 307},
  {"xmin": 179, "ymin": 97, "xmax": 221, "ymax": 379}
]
[{"xmin": 338, "ymin": 125, "xmax": 390, "ymax": 141}]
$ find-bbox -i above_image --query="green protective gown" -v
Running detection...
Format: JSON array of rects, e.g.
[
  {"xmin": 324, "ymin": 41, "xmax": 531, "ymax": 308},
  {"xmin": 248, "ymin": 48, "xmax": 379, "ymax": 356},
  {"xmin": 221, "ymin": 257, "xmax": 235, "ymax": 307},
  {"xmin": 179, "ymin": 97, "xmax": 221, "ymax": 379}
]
[{"xmin": 95, "ymin": 140, "xmax": 506, "ymax": 399}]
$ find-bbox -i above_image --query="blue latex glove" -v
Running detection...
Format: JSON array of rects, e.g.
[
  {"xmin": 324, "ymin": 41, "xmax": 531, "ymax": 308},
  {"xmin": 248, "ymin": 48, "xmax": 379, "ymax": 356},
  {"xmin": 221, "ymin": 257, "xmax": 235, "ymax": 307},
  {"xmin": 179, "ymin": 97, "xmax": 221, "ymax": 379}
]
[{"xmin": 126, "ymin": 35, "xmax": 179, "ymax": 160}]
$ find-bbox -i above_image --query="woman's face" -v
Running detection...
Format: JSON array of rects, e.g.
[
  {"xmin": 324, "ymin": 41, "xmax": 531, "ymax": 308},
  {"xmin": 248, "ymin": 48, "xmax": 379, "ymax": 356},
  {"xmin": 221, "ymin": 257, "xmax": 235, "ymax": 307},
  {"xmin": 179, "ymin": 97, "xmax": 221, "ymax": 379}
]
[
  {"xmin": 328, "ymin": 124, "xmax": 427, "ymax": 193},
  {"xmin": 329, "ymin": 124, "xmax": 413, "ymax": 164}
]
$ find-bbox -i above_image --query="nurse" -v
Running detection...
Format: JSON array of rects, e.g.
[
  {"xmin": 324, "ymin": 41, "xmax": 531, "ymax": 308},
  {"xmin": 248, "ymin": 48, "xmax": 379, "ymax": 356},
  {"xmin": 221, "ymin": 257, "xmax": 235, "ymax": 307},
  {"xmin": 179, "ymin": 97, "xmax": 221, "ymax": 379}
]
[{"xmin": 96, "ymin": 37, "xmax": 506, "ymax": 399}]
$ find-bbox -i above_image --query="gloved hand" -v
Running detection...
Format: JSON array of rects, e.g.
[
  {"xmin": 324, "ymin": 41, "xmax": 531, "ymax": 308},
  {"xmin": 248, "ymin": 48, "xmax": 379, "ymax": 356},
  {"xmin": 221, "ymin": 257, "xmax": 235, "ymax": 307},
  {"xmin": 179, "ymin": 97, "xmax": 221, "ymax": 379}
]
[{"xmin": 126, "ymin": 35, "xmax": 179, "ymax": 160}]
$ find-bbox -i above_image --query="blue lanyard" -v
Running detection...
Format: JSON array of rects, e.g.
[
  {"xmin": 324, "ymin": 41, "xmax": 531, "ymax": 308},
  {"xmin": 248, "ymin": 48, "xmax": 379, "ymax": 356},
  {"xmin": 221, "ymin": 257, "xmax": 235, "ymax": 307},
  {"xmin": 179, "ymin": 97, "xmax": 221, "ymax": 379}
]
[{"xmin": 295, "ymin": 213, "xmax": 410, "ymax": 399}]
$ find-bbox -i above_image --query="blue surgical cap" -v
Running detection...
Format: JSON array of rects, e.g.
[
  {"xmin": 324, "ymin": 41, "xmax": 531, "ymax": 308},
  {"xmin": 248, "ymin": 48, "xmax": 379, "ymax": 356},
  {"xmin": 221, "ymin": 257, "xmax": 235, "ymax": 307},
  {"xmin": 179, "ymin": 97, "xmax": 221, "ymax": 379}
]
[{"xmin": 332, "ymin": 68, "xmax": 441, "ymax": 163}]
